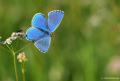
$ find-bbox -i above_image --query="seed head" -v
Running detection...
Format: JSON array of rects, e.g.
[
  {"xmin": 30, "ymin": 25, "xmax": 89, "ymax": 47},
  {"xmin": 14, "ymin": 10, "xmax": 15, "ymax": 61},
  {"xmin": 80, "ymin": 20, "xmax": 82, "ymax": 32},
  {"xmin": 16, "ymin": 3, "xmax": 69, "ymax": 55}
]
[
  {"xmin": 4, "ymin": 31, "xmax": 25, "ymax": 45},
  {"xmin": 4, "ymin": 37, "xmax": 12, "ymax": 44},
  {"xmin": 17, "ymin": 52, "xmax": 27, "ymax": 63}
]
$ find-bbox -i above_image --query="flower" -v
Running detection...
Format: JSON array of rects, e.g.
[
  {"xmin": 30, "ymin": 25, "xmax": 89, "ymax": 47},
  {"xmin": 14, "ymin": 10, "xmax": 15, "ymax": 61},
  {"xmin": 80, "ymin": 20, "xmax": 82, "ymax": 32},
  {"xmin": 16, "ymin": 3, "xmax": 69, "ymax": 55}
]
[
  {"xmin": 17, "ymin": 52, "xmax": 27, "ymax": 63},
  {"xmin": 4, "ymin": 37, "xmax": 12, "ymax": 45},
  {"xmin": 4, "ymin": 31, "xmax": 25, "ymax": 45}
]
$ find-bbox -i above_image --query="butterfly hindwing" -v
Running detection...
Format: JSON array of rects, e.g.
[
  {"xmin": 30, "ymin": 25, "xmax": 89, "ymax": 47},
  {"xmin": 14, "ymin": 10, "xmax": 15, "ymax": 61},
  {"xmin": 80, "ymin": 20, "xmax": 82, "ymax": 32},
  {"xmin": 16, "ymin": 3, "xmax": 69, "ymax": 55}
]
[
  {"xmin": 26, "ymin": 27, "xmax": 45, "ymax": 41},
  {"xmin": 32, "ymin": 13, "xmax": 49, "ymax": 32},
  {"xmin": 48, "ymin": 10, "xmax": 64, "ymax": 32},
  {"xmin": 34, "ymin": 36, "xmax": 51, "ymax": 53}
]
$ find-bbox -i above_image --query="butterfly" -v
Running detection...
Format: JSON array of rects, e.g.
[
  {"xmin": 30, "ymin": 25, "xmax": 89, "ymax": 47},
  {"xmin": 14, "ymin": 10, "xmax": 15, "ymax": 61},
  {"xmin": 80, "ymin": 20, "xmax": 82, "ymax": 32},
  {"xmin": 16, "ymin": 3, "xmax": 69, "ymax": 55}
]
[{"xmin": 26, "ymin": 10, "xmax": 64, "ymax": 53}]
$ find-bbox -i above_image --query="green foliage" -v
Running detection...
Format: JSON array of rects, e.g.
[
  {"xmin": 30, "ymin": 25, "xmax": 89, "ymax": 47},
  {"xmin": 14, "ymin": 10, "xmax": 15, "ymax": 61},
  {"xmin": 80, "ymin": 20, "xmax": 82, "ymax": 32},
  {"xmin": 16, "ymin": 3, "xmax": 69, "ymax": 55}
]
[{"xmin": 0, "ymin": 0, "xmax": 120, "ymax": 81}]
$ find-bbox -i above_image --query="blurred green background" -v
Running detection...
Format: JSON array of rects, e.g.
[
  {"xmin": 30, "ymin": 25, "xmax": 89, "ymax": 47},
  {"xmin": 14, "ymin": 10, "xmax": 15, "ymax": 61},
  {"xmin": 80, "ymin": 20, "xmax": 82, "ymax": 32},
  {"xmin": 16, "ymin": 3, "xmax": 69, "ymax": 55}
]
[{"xmin": 0, "ymin": 0, "xmax": 120, "ymax": 81}]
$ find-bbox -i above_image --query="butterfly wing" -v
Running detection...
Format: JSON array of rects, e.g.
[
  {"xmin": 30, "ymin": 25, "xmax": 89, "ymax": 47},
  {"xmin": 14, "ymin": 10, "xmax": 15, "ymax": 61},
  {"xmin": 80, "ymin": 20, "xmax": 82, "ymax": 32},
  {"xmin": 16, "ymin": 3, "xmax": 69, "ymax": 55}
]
[
  {"xmin": 26, "ymin": 13, "xmax": 49, "ymax": 41},
  {"xmin": 26, "ymin": 27, "xmax": 45, "ymax": 41},
  {"xmin": 34, "ymin": 35, "xmax": 51, "ymax": 53},
  {"xmin": 48, "ymin": 10, "xmax": 64, "ymax": 32},
  {"xmin": 32, "ymin": 13, "xmax": 49, "ymax": 32}
]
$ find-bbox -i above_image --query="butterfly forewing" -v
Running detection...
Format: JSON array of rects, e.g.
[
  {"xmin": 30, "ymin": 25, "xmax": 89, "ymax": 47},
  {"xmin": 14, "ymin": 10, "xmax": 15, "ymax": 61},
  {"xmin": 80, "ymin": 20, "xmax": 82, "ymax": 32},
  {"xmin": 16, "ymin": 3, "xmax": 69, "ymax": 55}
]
[
  {"xmin": 32, "ymin": 13, "xmax": 49, "ymax": 32},
  {"xmin": 48, "ymin": 10, "xmax": 64, "ymax": 32}
]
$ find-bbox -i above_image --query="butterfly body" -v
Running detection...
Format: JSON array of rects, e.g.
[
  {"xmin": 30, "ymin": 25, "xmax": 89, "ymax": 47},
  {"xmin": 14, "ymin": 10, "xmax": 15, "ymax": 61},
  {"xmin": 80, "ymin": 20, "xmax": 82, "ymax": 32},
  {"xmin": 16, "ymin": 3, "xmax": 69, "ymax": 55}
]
[{"xmin": 26, "ymin": 10, "xmax": 64, "ymax": 53}]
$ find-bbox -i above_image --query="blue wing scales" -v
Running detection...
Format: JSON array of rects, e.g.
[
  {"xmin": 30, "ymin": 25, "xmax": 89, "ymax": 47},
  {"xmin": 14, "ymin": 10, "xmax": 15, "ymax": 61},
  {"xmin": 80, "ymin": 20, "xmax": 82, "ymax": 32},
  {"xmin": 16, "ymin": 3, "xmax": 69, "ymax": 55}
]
[
  {"xmin": 48, "ymin": 10, "xmax": 64, "ymax": 32},
  {"xmin": 32, "ymin": 13, "xmax": 49, "ymax": 32},
  {"xmin": 26, "ymin": 27, "xmax": 45, "ymax": 41},
  {"xmin": 34, "ymin": 36, "xmax": 51, "ymax": 53}
]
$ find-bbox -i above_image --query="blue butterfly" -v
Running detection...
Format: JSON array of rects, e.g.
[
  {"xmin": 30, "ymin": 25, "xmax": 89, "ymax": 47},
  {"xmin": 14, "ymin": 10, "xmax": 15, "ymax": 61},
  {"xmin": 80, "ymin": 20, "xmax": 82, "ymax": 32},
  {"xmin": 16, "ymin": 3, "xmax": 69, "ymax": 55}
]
[{"xmin": 26, "ymin": 10, "xmax": 64, "ymax": 53}]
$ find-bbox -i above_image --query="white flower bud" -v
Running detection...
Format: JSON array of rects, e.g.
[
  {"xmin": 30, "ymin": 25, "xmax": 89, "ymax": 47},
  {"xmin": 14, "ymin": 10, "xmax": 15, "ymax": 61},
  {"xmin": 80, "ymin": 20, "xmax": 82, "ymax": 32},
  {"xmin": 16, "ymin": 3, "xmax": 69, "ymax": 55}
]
[
  {"xmin": 17, "ymin": 52, "xmax": 27, "ymax": 63},
  {"xmin": 4, "ymin": 37, "xmax": 12, "ymax": 44}
]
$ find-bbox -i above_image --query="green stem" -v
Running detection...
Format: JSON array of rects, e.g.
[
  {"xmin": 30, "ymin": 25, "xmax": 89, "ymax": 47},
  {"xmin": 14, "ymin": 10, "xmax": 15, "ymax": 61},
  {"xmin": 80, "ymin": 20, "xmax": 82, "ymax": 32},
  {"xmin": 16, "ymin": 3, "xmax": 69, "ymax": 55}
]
[
  {"xmin": 15, "ymin": 43, "xmax": 31, "ymax": 54},
  {"xmin": 6, "ymin": 44, "xmax": 19, "ymax": 81},
  {"xmin": 22, "ymin": 62, "xmax": 26, "ymax": 81},
  {"xmin": 12, "ymin": 51, "xmax": 19, "ymax": 81}
]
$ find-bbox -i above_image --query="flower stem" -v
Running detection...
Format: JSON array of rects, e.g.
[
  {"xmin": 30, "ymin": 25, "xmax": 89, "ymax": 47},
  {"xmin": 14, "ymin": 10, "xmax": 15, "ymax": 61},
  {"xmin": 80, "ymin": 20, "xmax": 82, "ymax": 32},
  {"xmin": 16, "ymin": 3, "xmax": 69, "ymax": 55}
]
[
  {"xmin": 12, "ymin": 51, "xmax": 19, "ymax": 81},
  {"xmin": 6, "ymin": 44, "xmax": 19, "ymax": 81},
  {"xmin": 22, "ymin": 62, "xmax": 26, "ymax": 81}
]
